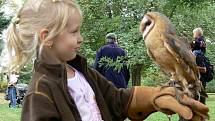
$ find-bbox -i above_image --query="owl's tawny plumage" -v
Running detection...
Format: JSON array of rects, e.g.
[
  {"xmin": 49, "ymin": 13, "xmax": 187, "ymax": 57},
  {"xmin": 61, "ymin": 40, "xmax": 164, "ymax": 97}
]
[{"xmin": 140, "ymin": 12, "xmax": 202, "ymax": 96}]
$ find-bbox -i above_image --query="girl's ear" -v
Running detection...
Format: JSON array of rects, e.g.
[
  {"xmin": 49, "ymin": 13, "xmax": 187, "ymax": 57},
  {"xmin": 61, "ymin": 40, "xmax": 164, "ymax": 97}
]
[{"xmin": 39, "ymin": 29, "xmax": 53, "ymax": 47}]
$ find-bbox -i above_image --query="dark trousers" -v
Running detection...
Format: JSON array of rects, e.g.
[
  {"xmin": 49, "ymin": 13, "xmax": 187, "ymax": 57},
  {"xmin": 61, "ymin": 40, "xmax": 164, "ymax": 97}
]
[{"xmin": 8, "ymin": 86, "xmax": 17, "ymax": 108}]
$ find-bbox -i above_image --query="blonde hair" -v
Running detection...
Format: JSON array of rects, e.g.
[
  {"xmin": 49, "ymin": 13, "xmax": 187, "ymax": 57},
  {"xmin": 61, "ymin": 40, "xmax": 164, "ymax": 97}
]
[
  {"xmin": 7, "ymin": 0, "xmax": 82, "ymax": 71},
  {"xmin": 193, "ymin": 27, "xmax": 203, "ymax": 36}
]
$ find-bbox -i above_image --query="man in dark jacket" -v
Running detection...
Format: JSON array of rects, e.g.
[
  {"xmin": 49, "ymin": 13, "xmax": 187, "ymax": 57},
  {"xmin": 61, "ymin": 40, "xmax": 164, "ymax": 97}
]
[{"xmin": 94, "ymin": 33, "xmax": 130, "ymax": 88}]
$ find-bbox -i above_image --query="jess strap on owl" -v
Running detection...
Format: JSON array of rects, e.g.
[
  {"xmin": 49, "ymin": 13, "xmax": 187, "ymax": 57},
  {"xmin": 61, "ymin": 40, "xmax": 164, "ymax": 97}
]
[{"xmin": 127, "ymin": 86, "xmax": 209, "ymax": 121}]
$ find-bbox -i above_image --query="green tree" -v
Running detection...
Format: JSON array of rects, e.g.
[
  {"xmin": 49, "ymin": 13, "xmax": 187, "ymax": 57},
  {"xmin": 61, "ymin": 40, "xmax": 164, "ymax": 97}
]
[
  {"xmin": 0, "ymin": 1, "xmax": 10, "ymax": 55},
  {"xmin": 78, "ymin": 0, "xmax": 215, "ymax": 87},
  {"xmin": 2, "ymin": 0, "xmax": 214, "ymax": 88},
  {"xmin": 0, "ymin": 1, "xmax": 10, "ymax": 83}
]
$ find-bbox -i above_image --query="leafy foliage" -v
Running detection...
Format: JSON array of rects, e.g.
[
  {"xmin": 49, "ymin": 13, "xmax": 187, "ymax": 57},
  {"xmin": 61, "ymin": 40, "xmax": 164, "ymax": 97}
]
[
  {"xmin": 78, "ymin": 0, "xmax": 215, "ymax": 88},
  {"xmin": 0, "ymin": 0, "xmax": 214, "ymax": 91},
  {"xmin": 0, "ymin": 11, "xmax": 10, "ymax": 55}
]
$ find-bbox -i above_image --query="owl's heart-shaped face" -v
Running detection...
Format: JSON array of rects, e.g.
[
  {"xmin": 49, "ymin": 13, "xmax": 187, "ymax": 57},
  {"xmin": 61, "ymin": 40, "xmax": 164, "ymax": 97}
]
[{"xmin": 140, "ymin": 14, "xmax": 155, "ymax": 40}]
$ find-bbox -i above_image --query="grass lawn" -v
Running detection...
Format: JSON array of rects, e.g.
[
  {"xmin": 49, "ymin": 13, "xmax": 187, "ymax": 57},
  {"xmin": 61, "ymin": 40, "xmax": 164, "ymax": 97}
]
[
  {"xmin": 0, "ymin": 104, "xmax": 21, "ymax": 121},
  {"xmin": 0, "ymin": 93, "xmax": 214, "ymax": 121}
]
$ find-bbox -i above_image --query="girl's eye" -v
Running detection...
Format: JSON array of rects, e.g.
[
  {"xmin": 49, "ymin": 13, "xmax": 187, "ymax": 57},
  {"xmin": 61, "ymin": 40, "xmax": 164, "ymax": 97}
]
[{"xmin": 71, "ymin": 29, "xmax": 79, "ymax": 33}]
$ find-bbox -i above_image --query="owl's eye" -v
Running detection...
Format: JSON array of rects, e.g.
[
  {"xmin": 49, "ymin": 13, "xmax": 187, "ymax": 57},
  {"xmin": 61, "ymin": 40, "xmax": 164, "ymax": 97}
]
[{"xmin": 145, "ymin": 20, "xmax": 152, "ymax": 26}]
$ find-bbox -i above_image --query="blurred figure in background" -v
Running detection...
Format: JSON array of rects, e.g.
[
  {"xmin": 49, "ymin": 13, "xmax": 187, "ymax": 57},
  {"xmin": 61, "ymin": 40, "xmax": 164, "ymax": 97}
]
[
  {"xmin": 8, "ymin": 71, "xmax": 19, "ymax": 108},
  {"xmin": 191, "ymin": 27, "xmax": 214, "ymax": 89},
  {"xmin": 193, "ymin": 27, "xmax": 206, "ymax": 54},
  {"xmin": 94, "ymin": 33, "xmax": 130, "ymax": 88}
]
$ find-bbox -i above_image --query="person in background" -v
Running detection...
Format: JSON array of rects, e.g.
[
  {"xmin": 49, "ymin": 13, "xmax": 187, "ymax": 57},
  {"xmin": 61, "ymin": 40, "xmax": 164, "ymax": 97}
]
[
  {"xmin": 192, "ymin": 28, "xmax": 208, "ymax": 89},
  {"xmin": 8, "ymin": 71, "xmax": 19, "ymax": 108},
  {"xmin": 193, "ymin": 27, "xmax": 206, "ymax": 54},
  {"xmin": 190, "ymin": 42, "xmax": 207, "ymax": 105},
  {"xmin": 94, "ymin": 33, "xmax": 130, "ymax": 88}
]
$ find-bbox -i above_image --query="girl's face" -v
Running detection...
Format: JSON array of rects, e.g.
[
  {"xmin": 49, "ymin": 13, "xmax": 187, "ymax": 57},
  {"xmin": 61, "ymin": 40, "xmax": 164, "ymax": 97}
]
[
  {"xmin": 52, "ymin": 9, "xmax": 83, "ymax": 62},
  {"xmin": 193, "ymin": 31, "xmax": 200, "ymax": 38}
]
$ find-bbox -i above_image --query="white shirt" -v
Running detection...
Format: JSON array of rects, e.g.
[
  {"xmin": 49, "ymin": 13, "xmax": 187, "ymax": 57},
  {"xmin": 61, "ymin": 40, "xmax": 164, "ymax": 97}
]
[
  {"xmin": 9, "ymin": 74, "xmax": 19, "ymax": 85},
  {"xmin": 67, "ymin": 67, "xmax": 103, "ymax": 121}
]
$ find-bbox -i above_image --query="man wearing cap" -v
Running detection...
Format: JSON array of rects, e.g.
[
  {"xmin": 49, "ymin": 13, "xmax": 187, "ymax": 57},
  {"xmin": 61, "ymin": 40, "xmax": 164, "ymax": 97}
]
[{"xmin": 94, "ymin": 33, "xmax": 130, "ymax": 88}]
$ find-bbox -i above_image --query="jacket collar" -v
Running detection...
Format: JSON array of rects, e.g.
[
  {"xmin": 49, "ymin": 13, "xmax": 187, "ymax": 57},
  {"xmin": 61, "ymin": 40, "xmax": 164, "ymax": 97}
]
[{"xmin": 34, "ymin": 54, "xmax": 88, "ymax": 83}]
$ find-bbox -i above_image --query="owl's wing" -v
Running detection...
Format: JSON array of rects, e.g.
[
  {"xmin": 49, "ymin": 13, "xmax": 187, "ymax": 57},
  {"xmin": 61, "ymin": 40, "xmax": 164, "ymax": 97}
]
[{"xmin": 162, "ymin": 33, "xmax": 199, "ymax": 78}]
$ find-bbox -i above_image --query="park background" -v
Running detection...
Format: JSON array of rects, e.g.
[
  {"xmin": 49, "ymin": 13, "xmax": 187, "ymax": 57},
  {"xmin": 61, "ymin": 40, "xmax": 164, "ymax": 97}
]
[{"xmin": 0, "ymin": 0, "xmax": 215, "ymax": 121}]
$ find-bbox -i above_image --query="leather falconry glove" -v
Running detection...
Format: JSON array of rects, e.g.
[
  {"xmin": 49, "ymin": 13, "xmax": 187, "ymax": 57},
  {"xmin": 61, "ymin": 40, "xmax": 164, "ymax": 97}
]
[{"xmin": 127, "ymin": 86, "xmax": 209, "ymax": 121}]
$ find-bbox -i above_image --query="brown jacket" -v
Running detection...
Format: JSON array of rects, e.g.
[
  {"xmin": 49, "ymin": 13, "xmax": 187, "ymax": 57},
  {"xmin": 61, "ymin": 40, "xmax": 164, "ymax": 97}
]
[{"xmin": 21, "ymin": 55, "xmax": 133, "ymax": 121}]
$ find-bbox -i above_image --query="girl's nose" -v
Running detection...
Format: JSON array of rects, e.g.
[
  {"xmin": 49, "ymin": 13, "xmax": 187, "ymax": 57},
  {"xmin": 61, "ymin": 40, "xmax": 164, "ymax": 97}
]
[{"xmin": 77, "ymin": 35, "xmax": 83, "ymax": 44}]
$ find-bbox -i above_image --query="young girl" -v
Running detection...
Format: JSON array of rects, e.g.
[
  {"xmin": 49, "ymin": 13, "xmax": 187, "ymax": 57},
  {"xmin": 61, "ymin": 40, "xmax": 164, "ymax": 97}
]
[{"xmin": 7, "ymin": 0, "xmax": 208, "ymax": 121}]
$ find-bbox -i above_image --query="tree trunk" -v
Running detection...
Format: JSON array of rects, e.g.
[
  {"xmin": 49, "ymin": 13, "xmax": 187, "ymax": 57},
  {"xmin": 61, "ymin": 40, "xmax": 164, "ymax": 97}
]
[
  {"xmin": 107, "ymin": 0, "xmax": 113, "ymax": 19},
  {"xmin": 0, "ymin": 73, "xmax": 3, "ymax": 82},
  {"xmin": 132, "ymin": 64, "xmax": 143, "ymax": 86}
]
